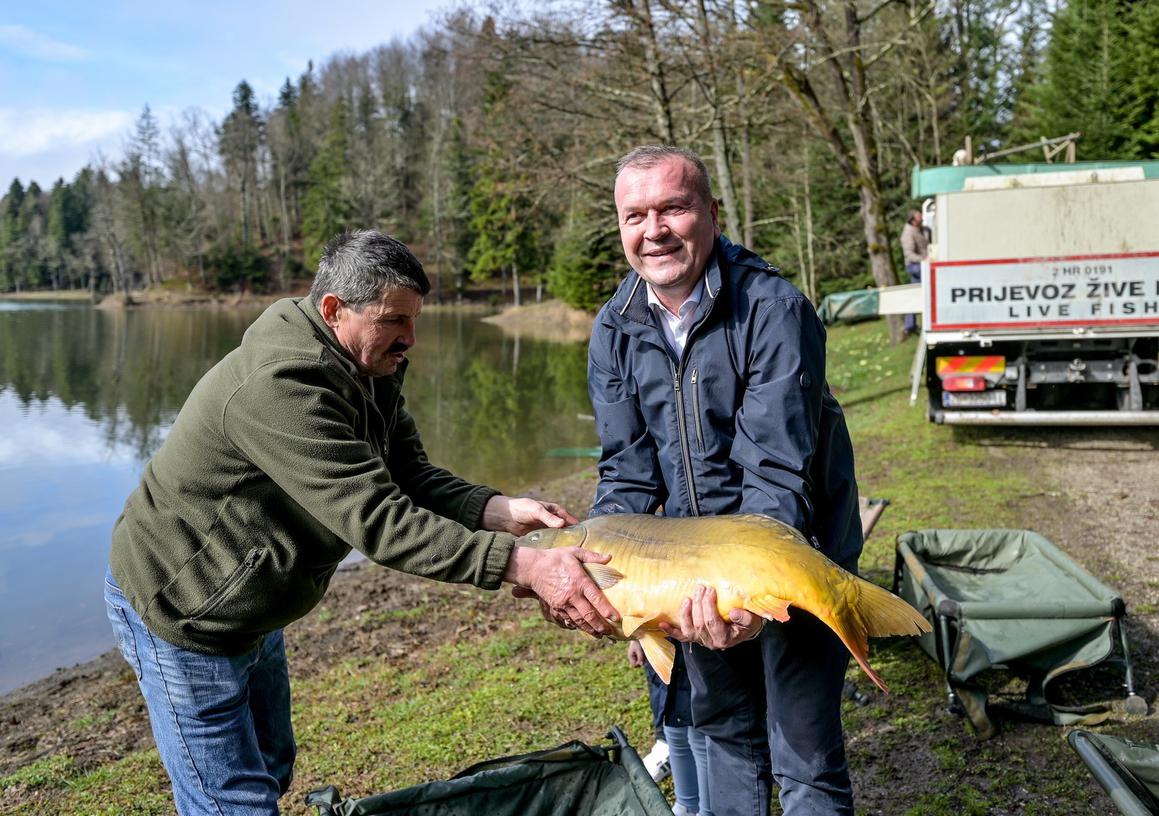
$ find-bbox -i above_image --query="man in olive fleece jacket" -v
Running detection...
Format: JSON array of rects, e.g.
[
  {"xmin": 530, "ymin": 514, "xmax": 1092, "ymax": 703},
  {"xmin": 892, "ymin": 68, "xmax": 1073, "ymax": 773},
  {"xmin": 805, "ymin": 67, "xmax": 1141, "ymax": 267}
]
[{"xmin": 104, "ymin": 230, "xmax": 617, "ymax": 816}]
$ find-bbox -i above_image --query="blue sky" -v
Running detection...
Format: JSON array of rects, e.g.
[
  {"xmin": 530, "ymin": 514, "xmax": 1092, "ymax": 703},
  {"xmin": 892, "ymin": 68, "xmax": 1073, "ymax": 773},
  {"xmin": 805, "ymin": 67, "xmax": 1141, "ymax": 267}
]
[{"xmin": 0, "ymin": 0, "xmax": 459, "ymax": 189}]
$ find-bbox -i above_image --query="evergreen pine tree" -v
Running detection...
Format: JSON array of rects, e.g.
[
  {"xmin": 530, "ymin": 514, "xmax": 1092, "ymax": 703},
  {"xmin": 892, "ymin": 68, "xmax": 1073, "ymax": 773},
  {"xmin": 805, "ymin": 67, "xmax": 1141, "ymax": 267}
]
[
  {"xmin": 546, "ymin": 215, "xmax": 622, "ymax": 313},
  {"xmin": 301, "ymin": 100, "xmax": 353, "ymax": 268},
  {"xmin": 0, "ymin": 180, "xmax": 25, "ymax": 291},
  {"xmin": 1021, "ymin": 0, "xmax": 1133, "ymax": 159},
  {"xmin": 219, "ymin": 80, "xmax": 264, "ymax": 246},
  {"xmin": 1119, "ymin": 1, "xmax": 1159, "ymax": 157}
]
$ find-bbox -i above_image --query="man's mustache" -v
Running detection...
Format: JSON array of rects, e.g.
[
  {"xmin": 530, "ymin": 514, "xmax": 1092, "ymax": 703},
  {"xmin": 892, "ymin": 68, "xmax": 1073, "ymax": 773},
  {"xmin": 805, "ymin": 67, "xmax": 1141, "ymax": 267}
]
[{"xmin": 387, "ymin": 342, "xmax": 410, "ymax": 354}]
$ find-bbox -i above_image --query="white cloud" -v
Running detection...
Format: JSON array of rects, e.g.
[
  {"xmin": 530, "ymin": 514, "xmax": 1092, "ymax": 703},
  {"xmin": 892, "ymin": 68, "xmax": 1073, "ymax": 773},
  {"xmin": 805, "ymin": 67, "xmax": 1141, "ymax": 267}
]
[
  {"xmin": 0, "ymin": 24, "xmax": 88, "ymax": 62},
  {"xmin": 0, "ymin": 108, "xmax": 134, "ymax": 156},
  {"xmin": 0, "ymin": 392, "xmax": 143, "ymax": 467}
]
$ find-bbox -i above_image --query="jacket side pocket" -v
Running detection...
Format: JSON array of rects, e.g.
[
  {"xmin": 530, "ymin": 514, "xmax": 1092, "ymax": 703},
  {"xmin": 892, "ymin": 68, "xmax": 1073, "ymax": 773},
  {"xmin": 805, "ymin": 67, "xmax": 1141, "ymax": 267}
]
[{"xmin": 187, "ymin": 547, "xmax": 266, "ymax": 620}]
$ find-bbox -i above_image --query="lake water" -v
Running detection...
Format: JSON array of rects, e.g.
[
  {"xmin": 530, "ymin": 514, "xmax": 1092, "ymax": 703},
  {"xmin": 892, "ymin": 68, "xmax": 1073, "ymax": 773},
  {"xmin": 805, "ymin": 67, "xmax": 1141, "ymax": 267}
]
[{"xmin": 0, "ymin": 300, "xmax": 598, "ymax": 695}]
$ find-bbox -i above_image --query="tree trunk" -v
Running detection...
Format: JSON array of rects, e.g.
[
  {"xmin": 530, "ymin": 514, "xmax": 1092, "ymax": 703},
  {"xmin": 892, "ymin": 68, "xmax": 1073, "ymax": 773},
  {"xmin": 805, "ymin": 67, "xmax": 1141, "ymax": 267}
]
[
  {"xmin": 512, "ymin": 261, "xmax": 522, "ymax": 307},
  {"xmin": 804, "ymin": 170, "xmax": 816, "ymax": 305},
  {"xmin": 633, "ymin": 0, "xmax": 676, "ymax": 142},
  {"xmin": 771, "ymin": 0, "xmax": 903, "ymax": 342},
  {"xmin": 241, "ymin": 175, "xmax": 251, "ymax": 247},
  {"xmin": 694, "ymin": 0, "xmax": 741, "ymax": 235},
  {"xmin": 739, "ymin": 96, "xmax": 753, "ymax": 247}
]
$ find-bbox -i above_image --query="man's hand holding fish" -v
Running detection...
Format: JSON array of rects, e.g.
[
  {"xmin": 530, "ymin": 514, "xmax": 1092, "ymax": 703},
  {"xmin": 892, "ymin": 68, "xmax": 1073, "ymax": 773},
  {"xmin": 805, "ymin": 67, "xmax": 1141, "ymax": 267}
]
[
  {"xmin": 504, "ymin": 537, "xmax": 620, "ymax": 638},
  {"xmin": 659, "ymin": 584, "xmax": 765, "ymax": 650}
]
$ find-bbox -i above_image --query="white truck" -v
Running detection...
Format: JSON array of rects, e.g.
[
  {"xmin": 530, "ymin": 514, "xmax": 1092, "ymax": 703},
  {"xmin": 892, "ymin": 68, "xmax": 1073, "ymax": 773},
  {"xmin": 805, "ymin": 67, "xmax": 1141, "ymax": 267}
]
[{"xmin": 905, "ymin": 160, "xmax": 1159, "ymax": 425}]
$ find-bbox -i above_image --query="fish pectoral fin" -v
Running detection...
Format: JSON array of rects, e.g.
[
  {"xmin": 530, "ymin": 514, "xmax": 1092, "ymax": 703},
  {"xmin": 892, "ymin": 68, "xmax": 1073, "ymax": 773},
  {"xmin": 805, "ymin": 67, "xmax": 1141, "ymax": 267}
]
[
  {"xmin": 748, "ymin": 594, "xmax": 792, "ymax": 623},
  {"xmin": 583, "ymin": 564, "xmax": 625, "ymax": 590},
  {"xmin": 638, "ymin": 632, "xmax": 675, "ymax": 685},
  {"xmin": 621, "ymin": 614, "xmax": 649, "ymax": 638}
]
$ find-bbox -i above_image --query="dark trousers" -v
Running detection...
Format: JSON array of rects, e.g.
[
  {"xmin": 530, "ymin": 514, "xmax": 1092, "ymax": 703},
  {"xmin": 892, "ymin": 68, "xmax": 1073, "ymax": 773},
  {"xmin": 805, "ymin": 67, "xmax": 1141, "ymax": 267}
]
[{"xmin": 684, "ymin": 609, "xmax": 853, "ymax": 816}]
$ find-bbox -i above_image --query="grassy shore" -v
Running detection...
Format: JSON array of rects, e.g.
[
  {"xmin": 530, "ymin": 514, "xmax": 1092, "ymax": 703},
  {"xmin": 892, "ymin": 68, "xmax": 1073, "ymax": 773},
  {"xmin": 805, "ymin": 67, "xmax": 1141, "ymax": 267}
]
[
  {"xmin": 2, "ymin": 318, "xmax": 1154, "ymax": 815},
  {"xmin": 0, "ymin": 290, "xmax": 96, "ymax": 301}
]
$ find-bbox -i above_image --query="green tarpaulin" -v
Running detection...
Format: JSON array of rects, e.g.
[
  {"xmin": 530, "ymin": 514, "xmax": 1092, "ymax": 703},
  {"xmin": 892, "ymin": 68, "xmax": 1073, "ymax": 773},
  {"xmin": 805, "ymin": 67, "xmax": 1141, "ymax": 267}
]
[
  {"xmin": 1069, "ymin": 730, "xmax": 1159, "ymax": 816},
  {"xmin": 305, "ymin": 728, "xmax": 672, "ymax": 816},
  {"xmin": 817, "ymin": 289, "xmax": 880, "ymax": 326},
  {"xmin": 894, "ymin": 529, "xmax": 1139, "ymax": 739}
]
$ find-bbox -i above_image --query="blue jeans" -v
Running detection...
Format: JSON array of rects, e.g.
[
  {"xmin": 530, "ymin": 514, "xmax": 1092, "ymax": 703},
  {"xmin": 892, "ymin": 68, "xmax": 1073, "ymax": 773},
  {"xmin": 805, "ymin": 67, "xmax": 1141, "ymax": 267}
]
[
  {"xmin": 685, "ymin": 609, "xmax": 853, "ymax": 816},
  {"xmin": 904, "ymin": 262, "xmax": 922, "ymax": 333},
  {"xmin": 104, "ymin": 569, "xmax": 296, "ymax": 815},
  {"xmin": 665, "ymin": 723, "xmax": 710, "ymax": 814}
]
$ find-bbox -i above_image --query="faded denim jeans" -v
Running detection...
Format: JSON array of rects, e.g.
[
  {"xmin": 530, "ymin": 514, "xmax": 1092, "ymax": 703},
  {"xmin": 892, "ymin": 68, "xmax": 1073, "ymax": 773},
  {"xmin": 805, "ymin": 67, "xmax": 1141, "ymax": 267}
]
[
  {"xmin": 104, "ymin": 568, "xmax": 295, "ymax": 815},
  {"xmin": 904, "ymin": 262, "xmax": 923, "ymax": 333},
  {"xmin": 665, "ymin": 722, "xmax": 710, "ymax": 815}
]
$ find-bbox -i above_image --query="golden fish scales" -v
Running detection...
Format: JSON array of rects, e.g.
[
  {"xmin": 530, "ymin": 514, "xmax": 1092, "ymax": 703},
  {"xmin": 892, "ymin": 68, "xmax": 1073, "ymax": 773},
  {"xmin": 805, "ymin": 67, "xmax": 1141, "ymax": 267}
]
[{"xmin": 517, "ymin": 513, "xmax": 930, "ymax": 692}]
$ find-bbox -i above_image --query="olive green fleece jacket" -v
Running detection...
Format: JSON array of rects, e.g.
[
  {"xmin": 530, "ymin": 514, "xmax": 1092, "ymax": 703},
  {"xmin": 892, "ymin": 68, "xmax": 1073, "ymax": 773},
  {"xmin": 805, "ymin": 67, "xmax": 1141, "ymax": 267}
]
[{"xmin": 109, "ymin": 297, "xmax": 515, "ymax": 655}]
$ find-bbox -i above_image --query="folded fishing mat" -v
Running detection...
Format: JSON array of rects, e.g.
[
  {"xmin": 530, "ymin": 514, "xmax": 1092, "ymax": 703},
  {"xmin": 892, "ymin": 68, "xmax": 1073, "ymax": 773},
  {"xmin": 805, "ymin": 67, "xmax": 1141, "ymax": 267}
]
[
  {"xmin": 1068, "ymin": 729, "xmax": 1159, "ymax": 816},
  {"xmin": 894, "ymin": 529, "xmax": 1146, "ymax": 739},
  {"xmin": 304, "ymin": 726, "xmax": 672, "ymax": 816}
]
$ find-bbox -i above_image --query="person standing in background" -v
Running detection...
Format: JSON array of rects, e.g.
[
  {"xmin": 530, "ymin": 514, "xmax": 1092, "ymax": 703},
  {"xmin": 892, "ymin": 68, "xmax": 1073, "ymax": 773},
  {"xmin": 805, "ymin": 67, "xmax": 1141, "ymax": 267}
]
[
  {"xmin": 630, "ymin": 641, "xmax": 709, "ymax": 815},
  {"xmin": 899, "ymin": 209, "xmax": 930, "ymax": 335}
]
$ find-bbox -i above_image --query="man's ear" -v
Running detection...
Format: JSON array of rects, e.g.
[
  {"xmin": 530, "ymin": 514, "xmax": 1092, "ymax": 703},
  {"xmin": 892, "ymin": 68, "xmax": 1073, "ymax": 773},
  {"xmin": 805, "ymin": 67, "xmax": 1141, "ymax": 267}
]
[
  {"xmin": 711, "ymin": 197, "xmax": 721, "ymax": 237},
  {"xmin": 318, "ymin": 293, "xmax": 344, "ymax": 328}
]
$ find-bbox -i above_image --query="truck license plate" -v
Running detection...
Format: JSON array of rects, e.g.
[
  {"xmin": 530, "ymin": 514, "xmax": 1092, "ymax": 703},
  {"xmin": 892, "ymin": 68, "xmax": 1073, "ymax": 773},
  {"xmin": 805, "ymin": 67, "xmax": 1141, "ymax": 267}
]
[{"xmin": 943, "ymin": 390, "xmax": 1007, "ymax": 408}]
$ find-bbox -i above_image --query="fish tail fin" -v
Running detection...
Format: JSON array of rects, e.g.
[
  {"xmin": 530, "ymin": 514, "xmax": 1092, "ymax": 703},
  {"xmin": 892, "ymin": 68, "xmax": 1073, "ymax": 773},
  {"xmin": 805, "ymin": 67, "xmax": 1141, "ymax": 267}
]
[
  {"xmin": 638, "ymin": 632, "xmax": 675, "ymax": 685},
  {"xmin": 826, "ymin": 616, "xmax": 890, "ymax": 694},
  {"xmin": 854, "ymin": 578, "xmax": 931, "ymax": 639},
  {"xmin": 825, "ymin": 578, "xmax": 931, "ymax": 695}
]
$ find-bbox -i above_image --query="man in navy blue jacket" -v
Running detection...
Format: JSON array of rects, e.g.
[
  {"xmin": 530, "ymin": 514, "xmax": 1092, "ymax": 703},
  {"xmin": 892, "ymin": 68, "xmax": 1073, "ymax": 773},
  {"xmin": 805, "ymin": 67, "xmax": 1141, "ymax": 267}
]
[{"xmin": 588, "ymin": 145, "xmax": 862, "ymax": 815}]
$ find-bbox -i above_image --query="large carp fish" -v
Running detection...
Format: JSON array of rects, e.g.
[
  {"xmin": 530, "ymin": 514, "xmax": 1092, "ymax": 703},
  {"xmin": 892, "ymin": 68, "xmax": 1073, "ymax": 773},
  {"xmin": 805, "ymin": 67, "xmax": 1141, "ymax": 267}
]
[{"xmin": 517, "ymin": 513, "xmax": 930, "ymax": 692}]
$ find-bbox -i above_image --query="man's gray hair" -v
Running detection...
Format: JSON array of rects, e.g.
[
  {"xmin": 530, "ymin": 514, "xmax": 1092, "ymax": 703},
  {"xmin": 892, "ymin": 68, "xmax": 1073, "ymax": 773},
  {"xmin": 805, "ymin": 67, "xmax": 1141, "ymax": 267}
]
[
  {"xmin": 309, "ymin": 230, "xmax": 430, "ymax": 308},
  {"xmin": 615, "ymin": 145, "xmax": 713, "ymax": 204}
]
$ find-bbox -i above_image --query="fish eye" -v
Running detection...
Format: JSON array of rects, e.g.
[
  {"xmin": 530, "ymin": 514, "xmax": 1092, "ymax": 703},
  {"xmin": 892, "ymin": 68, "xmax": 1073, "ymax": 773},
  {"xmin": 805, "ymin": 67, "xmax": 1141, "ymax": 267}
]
[{"xmin": 529, "ymin": 532, "xmax": 541, "ymax": 543}]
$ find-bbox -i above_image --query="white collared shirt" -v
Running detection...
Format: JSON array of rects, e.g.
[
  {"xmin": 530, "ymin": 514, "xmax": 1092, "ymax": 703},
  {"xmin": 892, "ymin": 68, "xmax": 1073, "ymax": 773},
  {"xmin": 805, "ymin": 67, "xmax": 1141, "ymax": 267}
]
[{"xmin": 646, "ymin": 277, "xmax": 705, "ymax": 357}]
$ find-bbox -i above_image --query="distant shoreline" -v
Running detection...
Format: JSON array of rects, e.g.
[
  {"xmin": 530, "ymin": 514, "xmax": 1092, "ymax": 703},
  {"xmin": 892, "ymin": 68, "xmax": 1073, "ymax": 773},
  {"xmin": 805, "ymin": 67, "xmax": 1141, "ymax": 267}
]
[
  {"xmin": 0, "ymin": 290, "xmax": 96, "ymax": 302},
  {"xmin": 0, "ymin": 290, "xmax": 595, "ymax": 339}
]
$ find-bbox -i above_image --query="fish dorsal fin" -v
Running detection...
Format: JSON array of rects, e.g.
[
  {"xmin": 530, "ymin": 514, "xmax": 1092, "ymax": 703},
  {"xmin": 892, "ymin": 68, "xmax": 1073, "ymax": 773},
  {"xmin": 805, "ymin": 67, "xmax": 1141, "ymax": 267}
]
[
  {"xmin": 637, "ymin": 632, "xmax": 675, "ymax": 684},
  {"xmin": 748, "ymin": 594, "xmax": 792, "ymax": 623},
  {"xmin": 621, "ymin": 614, "xmax": 648, "ymax": 638},
  {"xmin": 583, "ymin": 563, "xmax": 625, "ymax": 590}
]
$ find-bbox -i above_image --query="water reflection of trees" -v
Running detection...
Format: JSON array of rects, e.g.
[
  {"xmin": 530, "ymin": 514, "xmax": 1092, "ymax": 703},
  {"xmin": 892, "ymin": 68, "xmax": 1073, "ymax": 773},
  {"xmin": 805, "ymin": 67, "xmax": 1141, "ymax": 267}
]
[
  {"xmin": 0, "ymin": 307, "xmax": 260, "ymax": 461},
  {"xmin": 405, "ymin": 314, "xmax": 597, "ymax": 493},
  {"xmin": 0, "ymin": 307, "xmax": 598, "ymax": 489}
]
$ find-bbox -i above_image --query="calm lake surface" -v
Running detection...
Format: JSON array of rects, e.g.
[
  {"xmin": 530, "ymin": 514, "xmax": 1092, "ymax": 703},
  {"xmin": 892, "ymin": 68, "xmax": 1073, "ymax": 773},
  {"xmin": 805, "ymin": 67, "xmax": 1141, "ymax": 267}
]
[{"xmin": 0, "ymin": 300, "xmax": 598, "ymax": 695}]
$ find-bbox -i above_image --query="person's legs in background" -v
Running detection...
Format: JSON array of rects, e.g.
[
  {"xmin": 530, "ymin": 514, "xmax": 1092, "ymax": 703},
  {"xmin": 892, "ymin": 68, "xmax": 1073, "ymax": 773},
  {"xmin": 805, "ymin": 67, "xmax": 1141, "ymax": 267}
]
[
  {"xmin": 904, "ymin": 262, "xmax": 922, "ymax": 334},
  {"xmin": 642, "ymin": 661, "xmax": 671, "ymax": 782},
  {"xmin": 664, "ymin": 724, "xmax": 701, "ymax": 815},
  {"xmin": 688, "ymin": 726, "xmax": 710, "ymax": 815}
]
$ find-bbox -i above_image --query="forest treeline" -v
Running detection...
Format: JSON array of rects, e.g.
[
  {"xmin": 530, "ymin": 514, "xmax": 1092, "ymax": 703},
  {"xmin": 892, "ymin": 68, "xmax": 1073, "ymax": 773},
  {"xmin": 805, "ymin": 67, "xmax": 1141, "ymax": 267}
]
[{"xmin": 1, "ymin": 0, "xmax": 1157, "ymax": 315}]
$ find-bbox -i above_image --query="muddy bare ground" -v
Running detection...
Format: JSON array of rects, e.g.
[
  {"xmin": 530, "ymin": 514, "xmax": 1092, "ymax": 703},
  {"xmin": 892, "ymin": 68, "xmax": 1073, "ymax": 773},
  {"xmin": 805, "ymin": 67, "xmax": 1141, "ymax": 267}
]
[{"xmin": 2, "ymin": 432, "xmax": 1158, "ymax": 814}]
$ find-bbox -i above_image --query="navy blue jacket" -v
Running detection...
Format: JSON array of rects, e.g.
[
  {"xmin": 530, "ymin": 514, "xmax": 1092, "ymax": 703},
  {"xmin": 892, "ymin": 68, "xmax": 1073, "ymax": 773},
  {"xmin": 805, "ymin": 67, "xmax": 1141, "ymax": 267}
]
[{"xmin": 587, "ymin": 236, "xmax": 862, "ymax": 568}]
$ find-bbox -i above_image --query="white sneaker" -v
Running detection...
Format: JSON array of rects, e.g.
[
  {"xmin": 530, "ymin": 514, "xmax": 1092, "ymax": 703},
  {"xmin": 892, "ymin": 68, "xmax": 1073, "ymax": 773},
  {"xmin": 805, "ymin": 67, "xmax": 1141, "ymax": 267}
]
[
  {"xmin": 642, "ymin": 739, "xmax": 670, "ymax": 782},
  {"xmin": 672, "ymin": 804, "xmax": 698, "ymax": 816}
]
